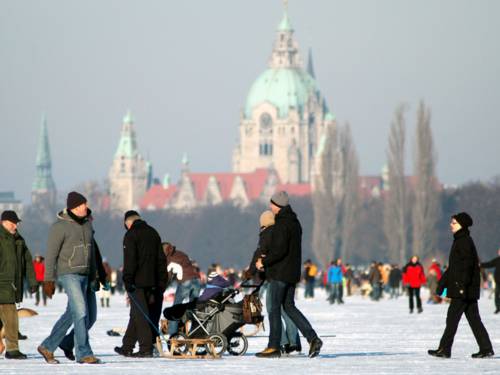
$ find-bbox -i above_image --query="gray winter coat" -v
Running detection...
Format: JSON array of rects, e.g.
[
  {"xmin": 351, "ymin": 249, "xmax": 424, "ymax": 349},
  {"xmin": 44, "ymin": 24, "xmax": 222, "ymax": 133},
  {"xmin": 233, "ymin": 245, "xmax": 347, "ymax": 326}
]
[{"xmin": 44, "ymin": 209, "xmax": 96, "ymax": 281}]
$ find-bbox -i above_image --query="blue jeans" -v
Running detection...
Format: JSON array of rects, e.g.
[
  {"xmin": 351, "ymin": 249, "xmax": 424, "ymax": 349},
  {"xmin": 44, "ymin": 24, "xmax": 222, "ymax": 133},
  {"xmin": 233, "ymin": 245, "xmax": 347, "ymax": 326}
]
[
  {"xmin": 265, "ymin": 282, "xmax": 301, "ymax": 347},
  {"xmin": 41, "ymin": 274, "xmax": 93, "ymax": 360},
  {"xmin": 168, "ymin": 279, "xmax": 201, "ymax": 335},
  {"xmin": 59, "ymin": 286, "xmax": 97, "ymax": 352},
  {"xmin": 304, "ymin": 279, "xmax": 315, "ymax": 299},
  {"xmin": 328, "ymin": 282, "xmax": 343, "ymax": 304},
  {"xmin": 268, "ymin": 280, "xmax": 316, "ymax": 349}
]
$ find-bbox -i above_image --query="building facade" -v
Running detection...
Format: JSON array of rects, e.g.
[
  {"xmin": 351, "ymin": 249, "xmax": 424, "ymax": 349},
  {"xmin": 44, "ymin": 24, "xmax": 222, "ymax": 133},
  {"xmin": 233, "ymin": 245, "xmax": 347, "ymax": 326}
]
[
  {"xmin": 232, "ymin": 10, "xmax": 336, "ymax": 184},
  {"xmin": 108, "ymin": 111, "xmax": 149, "ymax": 213}
]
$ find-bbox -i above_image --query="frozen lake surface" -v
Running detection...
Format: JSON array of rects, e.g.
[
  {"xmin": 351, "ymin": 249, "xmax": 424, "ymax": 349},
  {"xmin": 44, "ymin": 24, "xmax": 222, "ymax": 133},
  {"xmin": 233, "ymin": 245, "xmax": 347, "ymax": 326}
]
[{"xmin": 1, "ymin": 288, "xmax": 499, "ymax": 374}]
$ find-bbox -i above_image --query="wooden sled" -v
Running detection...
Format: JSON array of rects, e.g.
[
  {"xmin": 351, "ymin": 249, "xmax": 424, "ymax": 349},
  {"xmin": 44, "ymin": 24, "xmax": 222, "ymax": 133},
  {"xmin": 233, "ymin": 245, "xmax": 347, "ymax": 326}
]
[{"xmin": 155, "ymin": 336, "xmax": 221, "ymax": 359}]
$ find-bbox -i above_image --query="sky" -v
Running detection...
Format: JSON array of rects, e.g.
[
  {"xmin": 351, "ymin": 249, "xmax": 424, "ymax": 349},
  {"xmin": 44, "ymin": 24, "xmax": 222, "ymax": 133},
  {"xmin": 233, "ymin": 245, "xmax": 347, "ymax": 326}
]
[{"xmin": 1, "ymin": 0, "xmax": 499, "ymax": 203}]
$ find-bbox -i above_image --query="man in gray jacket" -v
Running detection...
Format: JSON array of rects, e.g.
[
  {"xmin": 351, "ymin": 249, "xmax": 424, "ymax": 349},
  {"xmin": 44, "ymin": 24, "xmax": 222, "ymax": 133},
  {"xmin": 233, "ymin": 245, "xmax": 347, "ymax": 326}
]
[{"xmin": 37, "ymin": 192, "xmax": 101, "ymax": 364}]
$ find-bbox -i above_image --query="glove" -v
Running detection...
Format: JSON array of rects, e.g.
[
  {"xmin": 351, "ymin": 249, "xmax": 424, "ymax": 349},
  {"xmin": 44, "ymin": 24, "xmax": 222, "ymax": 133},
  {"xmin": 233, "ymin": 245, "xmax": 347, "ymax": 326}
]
[
  {"xmin": 43, "ymin": 281, "xmax": 56, "ymax": 299},
  {"xmin": 125, "ymin": 284, "xmax": 136, "ymax": 293},
  {"xmin": 30, "ymin": 285, "xmax": 38, "ymax": 294},
  {"xmin": 102, "ymin": 281, "xmax": 111, "ymax": 291}
]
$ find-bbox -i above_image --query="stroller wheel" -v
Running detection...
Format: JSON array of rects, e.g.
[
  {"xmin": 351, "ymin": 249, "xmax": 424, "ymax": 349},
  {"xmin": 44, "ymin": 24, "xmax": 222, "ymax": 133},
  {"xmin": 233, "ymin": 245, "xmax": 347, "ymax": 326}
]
[
  {"xmin": 207, "ymin": 333, "xmax": 227, "ymax": 357},
  {"xmin": 168, "ymin": 332, "xmax": 188, "ymax": 355},
  {"xmin": 227, "ymin": 334, "xmax": 248, "ymax": 356}
]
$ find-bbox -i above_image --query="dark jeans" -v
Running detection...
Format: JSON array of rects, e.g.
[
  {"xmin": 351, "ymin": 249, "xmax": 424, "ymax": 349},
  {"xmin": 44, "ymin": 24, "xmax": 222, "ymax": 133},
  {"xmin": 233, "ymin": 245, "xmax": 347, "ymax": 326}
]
[
  {"xmin": 268, "ymin": 280, "xmax": 317, "ymax": 349},
  {"xmin": 265, "ymin": 283, "xmax": 300, "ymax": 347},
  {"xmin": 439, "ymin": 298, "xmax": 492, "ymax": 353},
  {"xmin": 408, "ymin": 287, "xmax": 422, "ymax": 311},
  {"xmin": 123, "ymin": 288, "xmax": 164, "ymax": 353},
  {"xmin": 35, "ymin": 282, "xmax": 47, "ymax": 306}
]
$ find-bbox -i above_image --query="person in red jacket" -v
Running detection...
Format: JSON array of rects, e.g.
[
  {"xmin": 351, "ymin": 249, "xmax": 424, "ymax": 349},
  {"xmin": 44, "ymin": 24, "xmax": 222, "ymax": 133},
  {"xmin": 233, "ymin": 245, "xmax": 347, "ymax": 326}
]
[
  {"xmin": 32, "ymin": 255, "xmax": 47, "ymax": 306},
  {"xmin": 402, "ymin": 256, "xmax": 426, "ymax": 313},
  {"xmin": 427, "ymin": 259, "xmax": 442, "ymax": 304}
]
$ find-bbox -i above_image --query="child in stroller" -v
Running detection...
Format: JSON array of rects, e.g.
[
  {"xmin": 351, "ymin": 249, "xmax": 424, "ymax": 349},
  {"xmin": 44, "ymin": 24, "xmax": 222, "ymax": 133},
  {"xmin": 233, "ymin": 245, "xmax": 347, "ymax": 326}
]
[{"xmin": 163, "ymin": 273, "xmax": 261, "ymax": 356}]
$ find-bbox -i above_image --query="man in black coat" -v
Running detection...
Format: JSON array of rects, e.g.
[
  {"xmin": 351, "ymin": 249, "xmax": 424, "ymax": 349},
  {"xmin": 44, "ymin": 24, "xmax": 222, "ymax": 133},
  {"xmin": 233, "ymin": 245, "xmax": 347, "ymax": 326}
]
[
  {"xmin": 428, "ymin": 212, "xmax": 494, "ymax": 359},
  {"xmin": 255, "ymin": 191, "xmax": 322, "ymax": 358},
  {"xmin": 115, "ymin": 211, "xmax": 167, "ymax": 357},
  {"xmin": 481, "ymin": 248, "xmax": 500, "ymax": 314}
]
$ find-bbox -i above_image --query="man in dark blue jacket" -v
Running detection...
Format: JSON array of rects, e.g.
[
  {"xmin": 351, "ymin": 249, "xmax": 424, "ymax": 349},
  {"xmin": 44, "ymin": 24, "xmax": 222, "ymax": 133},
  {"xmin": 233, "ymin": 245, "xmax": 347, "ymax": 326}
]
[{"xmin": 255, "ymin": 191, "xmax": 322, "ymax": 358}]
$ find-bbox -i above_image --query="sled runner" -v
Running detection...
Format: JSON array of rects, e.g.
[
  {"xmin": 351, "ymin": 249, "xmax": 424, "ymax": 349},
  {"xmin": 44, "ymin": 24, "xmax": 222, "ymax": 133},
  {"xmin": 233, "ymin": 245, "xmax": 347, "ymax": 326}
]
[{"xmin": 155, "ymin": 336, "xmax": 221, "ymax": 359}]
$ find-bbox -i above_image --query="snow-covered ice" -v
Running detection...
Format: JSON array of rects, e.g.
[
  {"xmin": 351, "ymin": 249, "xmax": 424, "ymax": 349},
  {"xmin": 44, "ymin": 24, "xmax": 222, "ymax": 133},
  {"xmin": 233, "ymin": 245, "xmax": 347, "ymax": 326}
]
[{"xmin": 1, "ymin": 288, "xmax": 499, "ymax": 374}]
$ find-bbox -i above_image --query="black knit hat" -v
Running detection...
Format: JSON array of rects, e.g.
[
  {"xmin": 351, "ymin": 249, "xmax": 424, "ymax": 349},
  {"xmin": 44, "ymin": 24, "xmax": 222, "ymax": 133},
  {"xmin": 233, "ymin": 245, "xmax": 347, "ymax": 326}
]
[
  {"xmin": 1, "ymin": 210, "xmax": 21, "ymax": 223},
  {"xmin": 124, "ymin": 210, "xmax": 140, "ymax": 222},
  {"xmin": 452, "ymin": 212, "xmax": 473, "ymax": 228},
  {"xmin": 67, "ymin": 191, "xmax": 87, "ymax": 210}
]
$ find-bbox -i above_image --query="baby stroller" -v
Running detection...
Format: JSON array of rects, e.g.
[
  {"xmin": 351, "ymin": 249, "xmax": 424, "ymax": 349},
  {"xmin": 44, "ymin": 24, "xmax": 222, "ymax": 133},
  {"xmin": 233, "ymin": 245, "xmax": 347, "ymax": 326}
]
[{"xmin": 163, "ymin": 282, "xmax": 263, "ymax": 356}]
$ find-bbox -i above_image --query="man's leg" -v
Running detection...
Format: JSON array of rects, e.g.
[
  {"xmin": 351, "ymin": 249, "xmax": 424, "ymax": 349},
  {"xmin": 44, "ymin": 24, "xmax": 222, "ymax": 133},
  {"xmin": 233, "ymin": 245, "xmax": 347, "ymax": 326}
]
[
  {"xmin": 464, "ymin": 300, "xmax": 493, "ymax": 352},
  {"xmin": 41, "ymin": 277, "xmax": 78, "ymax": 353},
  {"xmin": 0, "ymin": 304, "xmax": 19, "ymax": 352},
  {"xmin": 267, "ymin": 280, "xmax": 287, "ymax": 350},
  {"xmin": 438, "ymin": 299, "xmax": 466, "ymax": 353},
  {"xmin": 148, "ymin": 288, "xmax": 164, "ymax": 346},
  {"xmin": 282, "ymin": 283, "xmax": 317, "ymax": 343},
  {"xmin": 129, "ymin": 289, "xmax": 153, "ymax": 353},
  {"xmin": 66, "ymin": 275, "xmax": 93, "ymax": 361}
]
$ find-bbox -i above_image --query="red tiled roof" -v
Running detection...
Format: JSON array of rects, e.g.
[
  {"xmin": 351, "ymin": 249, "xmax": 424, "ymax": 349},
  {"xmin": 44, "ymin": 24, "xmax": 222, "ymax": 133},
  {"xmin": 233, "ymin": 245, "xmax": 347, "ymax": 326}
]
[{"xmin": 139, "ymin": 184, "xmax": 178, "ymax": 210}]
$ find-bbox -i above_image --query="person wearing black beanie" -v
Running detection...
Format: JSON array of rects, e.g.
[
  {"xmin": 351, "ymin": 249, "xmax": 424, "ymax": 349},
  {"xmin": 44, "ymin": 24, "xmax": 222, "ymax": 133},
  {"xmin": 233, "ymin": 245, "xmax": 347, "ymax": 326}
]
[{"xmin": 428, "ymin": 212, "xmax": 494, "ymax": 359}]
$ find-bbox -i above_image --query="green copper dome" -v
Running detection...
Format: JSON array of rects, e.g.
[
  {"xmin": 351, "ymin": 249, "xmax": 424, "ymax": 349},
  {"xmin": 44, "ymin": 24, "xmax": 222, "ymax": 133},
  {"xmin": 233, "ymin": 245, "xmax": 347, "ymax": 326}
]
[{"xmin": 244, "ymin": 68, "xmax": 319, "ymax": 119}]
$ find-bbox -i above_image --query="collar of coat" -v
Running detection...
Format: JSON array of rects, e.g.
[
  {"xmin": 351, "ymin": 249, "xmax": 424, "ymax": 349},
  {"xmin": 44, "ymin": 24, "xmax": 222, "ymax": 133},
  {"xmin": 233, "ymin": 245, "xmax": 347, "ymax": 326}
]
[{"xmin": 453, "ymin": 228, "xmax": 470, "ymax": 240}]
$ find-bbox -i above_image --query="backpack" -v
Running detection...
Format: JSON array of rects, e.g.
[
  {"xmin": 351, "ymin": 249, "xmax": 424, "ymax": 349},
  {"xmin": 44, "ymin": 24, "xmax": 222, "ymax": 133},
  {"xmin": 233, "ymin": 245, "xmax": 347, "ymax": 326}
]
[
  {"xmin": 242, "ymin": 293, "xmax": 263, "ymax": 324},
  {"xmin": 308, "ymin": 264, "xmax": 318, "ymax": 277}
]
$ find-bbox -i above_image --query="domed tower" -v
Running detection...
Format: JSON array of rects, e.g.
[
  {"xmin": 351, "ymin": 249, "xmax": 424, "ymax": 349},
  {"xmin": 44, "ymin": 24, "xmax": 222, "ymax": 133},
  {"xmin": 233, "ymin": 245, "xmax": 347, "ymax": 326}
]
[
  {"xmin": 109, "ymin": 111, "xmax": 148, "ymax": 213},
  {"xmin": 233, "ymin": 7, "xmax": 335, "ymax": 183}
]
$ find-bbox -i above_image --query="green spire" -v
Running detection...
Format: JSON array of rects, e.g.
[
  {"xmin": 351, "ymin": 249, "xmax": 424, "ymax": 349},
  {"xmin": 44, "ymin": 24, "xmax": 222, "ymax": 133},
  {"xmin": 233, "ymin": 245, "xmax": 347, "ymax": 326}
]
[
  {"xmin": 278, "ymin": 0, "xmax": 293, "ymax": 31},
  {"xmin": 115, "ymin": 110, "xmax": 139, "ymax": 158},
  {"xmin": 32, "ymin": 114, "xmax": 56, "ymax": 191}
]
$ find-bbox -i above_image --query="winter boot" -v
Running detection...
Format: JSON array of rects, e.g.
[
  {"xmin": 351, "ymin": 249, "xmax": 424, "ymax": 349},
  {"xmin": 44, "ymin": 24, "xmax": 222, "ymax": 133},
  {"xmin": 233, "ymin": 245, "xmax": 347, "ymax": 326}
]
[
  {"xmin": 471, "ymin": 349, "xmax": 494, "ymax": 358},
  {"xmin": 114, "ymin": 346, "xmax": 133, "ymax": 357},
  {"xmin": 38, "ymin": 345, "xmax": 60, "ymax": 364},
  {"xmin": 5, "ymin": 350, "xmax": 27, "ymax": 359},
  {"xmin": 427, "ymin": 348, "xmax": 451, "ymax": 358},
  {"xmin": 308, "ymin": 337, "xmax": 323, "ymax": 358},
  {"xmin": 256, "ymin": 347, "xmax": 281, "ymax": 358},
  {"xmin": 417, "ymin": 307, "xmax": 423, "ymax": 314},
  {"xmin": 59, "ymin": 345, "xmax": 75, "ymax": 361},
  {"xmin": 77, "ymin": 355, "xmax": 102, "ymax": 364}
]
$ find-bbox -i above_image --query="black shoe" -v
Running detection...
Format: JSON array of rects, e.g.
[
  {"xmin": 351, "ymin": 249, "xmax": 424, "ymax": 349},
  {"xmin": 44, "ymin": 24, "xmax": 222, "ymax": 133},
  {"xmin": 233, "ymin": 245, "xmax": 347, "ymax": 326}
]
[
  {"xmin": 18, "ymin": 332, "xmax": 28, "ymax": 340},
  {"xmin": 5, "ymin": 350, "xmax": 27, "ymax": 359},
  {"xmin": 494, "ymin": 308, "xmax": 499, "ymax": 314},
  {"xmin": 131, "ymin": 351, "xmax": 153, "ymax": 358},
  {"xmin": 281, "ymin": 344, "xmax": 302, "ymax": 354},
  {"xmin": 428, "ymin": 348, "xmax": 451, "ymax": 358},
  {"xmin": 114, "ymin": 346, "xmax": 133, "ymax": 357},
  {"xmin": 417, "ymin": 307, "xmax": 423, "ymax": 314},
  {"xmin": 308, "ymin": 337, "xmax": 323, "ymax": 358},
  {"xmin": 409, "ymin": 309, "xmax": 414, "ymax": 314},
  {"xmin": 471, "ymin": 350, "xmax": 494, "ymax": 358},
  {"xmin": 256, "ymin": 347, "xmax": 281, "ymax": 358},
  {"xmin": 59, "ymin": 346, "xmax": 75, "ymax": 361}
]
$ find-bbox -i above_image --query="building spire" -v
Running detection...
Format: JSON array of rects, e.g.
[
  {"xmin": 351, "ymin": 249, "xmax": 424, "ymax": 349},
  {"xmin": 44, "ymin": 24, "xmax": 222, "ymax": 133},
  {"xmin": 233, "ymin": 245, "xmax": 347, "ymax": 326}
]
[
  {"xmin": 32, "ymin": 114, "xmax": 56, "ymax": 202},
  {"xmin": 307, "ymin": 47, "xmax": 316, "ymax": 78},
  {"xmin": 115, "ymin": 110, "xmax": 138, "ymax": 158},
  {"xmin": 269, "ymin": 1, "xmax": 301, "ymax": 69}
]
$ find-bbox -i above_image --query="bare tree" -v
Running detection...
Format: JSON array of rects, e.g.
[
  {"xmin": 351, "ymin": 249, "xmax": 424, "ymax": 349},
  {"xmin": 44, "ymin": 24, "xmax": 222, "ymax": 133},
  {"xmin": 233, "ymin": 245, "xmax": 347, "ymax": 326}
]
[
  {"xmin": 412, "ymin": 101, "xmax": 440, "ymax": 258},
  {"xmin": 312, "ymin": 122, "xmax": 360, "ymax": 265},
  {"xmin": 384, "ymin": 104, "xmax": 408, "ymax": 264},
  {"xmin": 339, "ymin": 123, "xmax": 360, "ymax": 261},
  {"xmin": 312, "ymin": 123, "xmax": 338, "ymax": 266}
]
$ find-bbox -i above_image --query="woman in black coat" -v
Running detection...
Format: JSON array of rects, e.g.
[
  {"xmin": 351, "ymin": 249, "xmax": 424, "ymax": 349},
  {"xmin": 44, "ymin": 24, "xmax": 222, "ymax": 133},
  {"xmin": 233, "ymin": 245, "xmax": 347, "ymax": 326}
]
[{"xmin": 428, "ymin": 212, "xmax": 494, "ymax": 359}]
